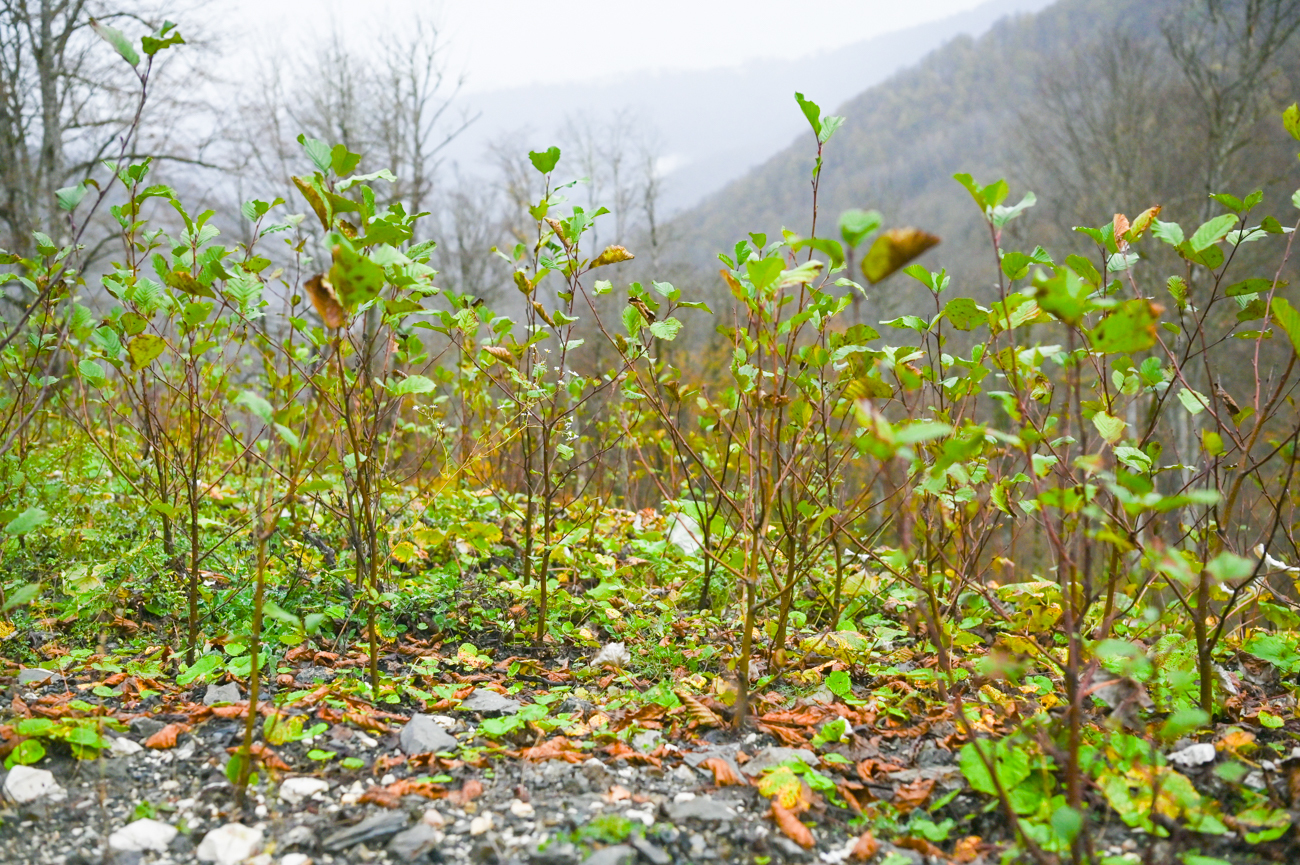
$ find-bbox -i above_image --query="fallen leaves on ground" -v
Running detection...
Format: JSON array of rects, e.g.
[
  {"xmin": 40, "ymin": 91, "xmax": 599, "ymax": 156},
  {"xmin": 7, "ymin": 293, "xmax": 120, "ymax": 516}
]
[
  {"xmin": 770, "ymin": 801, "xmax": 815, "ymax": 849},
  {"xmin": 145, "ymin": 722, "xmax": 188, "ymax": 749}
]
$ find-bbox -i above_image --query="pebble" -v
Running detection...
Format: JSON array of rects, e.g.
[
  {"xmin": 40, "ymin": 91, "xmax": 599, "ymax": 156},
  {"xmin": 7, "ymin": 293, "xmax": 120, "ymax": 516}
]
[
  {"xmin": 109, "ymin": 736, "xmax": 144, "ymax": 757},
  {"xmin": 388, "ymin": 822, "xmax": 442, "ymax": 861},
  {"xmin": 16, "ymin": 668, "xmax": 55, "ymax": 686},
  {"xmin": 277, "ymin": 776, "xmax": 330, "ymax": 805},
  {"xmin": 422, "ymin": 808, "xmax": 447, "ymax": 828},
  {"xmin": 1169, "ymin": 742, "xmax": 1216, "ymax": 767},
  {"xmin": 469, "ymin": 813, "xmax": 492, "ymax": 835},
  {"xmin": 459, "ymin": 688, "xmax": 522, "ymax": 714},
  {"xmin": 278, "ymin": 855, "xmax": 312, "ymax": 865},
  {"xmin": 3, "ymin": 765, "xmax": 63, "ymax": 803},
  {"xmin": 510, "ymin": 798, "xmax": 536, "ymax": 818},
  {"xmin": 108, "ymin": 818, "xmax": 177, "ymax": 852},
  {"xmin": 398, "ymin": 713, "xmax": 458, "ymax": 754},
  {"xmin": 322, "ymin": 811, "xmax": 409, "ymax": 851},
  {"xmin": 665, "ymin": 796, "xmax": 737, "ymax": 823},
  {"xmin": 740, "ymin": 746, "xmax": 818, "ymax": 776},
  {"xmin": 203, "ymin": 682, "xmax": 241, "ymax": 705},
  {"xmin": 196, "ymin": 822, "xmax": 264, "ymax": 865},
  {"xmin": 581, "ymin": 844, "xmax": 636, "ymax": 865}
]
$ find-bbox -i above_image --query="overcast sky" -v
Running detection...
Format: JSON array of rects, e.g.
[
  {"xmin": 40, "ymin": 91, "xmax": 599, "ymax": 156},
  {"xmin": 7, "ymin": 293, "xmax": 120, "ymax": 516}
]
[{"xmin": 225, "ymin": 0, "xmax": 1001, "ymax": 93}]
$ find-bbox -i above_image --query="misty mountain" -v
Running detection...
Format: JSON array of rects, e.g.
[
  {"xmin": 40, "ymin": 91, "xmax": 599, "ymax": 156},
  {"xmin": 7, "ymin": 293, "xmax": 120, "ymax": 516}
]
[
  {"xmin": 440, "ymin": 0, "xmax": 1055, "ymax": 214},
  {"xmin": 669, "ymin": 0, "xmax": 1300, "ymax": 312}
]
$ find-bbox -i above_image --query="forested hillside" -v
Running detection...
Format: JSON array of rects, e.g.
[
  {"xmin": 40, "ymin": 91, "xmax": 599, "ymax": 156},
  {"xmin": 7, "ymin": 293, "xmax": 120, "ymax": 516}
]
[{"xmin": 675, "ymin": 0, "xmax": 1300, "ymax": 318}]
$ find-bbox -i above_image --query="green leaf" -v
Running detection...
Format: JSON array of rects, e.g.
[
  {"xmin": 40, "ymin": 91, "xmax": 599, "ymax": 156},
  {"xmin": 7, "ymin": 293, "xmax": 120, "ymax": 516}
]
[
  {"xmin": 794, "ymin": 92, "xmax": 821, "ymax": 138},
  {"xmin": 528, "ymin": 147, "xmax": 561, "ymax": 174},
  {"xmin": 330, "ymin": 144, "xmax": 362, "ymax": 177},
  {"xmin": 648, "ymin": 318, "xmax": 682, "ymax": 341},
  {"xmin": 10, "ymin": 739, "xmax": 45, "ymax": 766},
  {"xmin": 329, "ymin": 242, "xmax": 386, "ymax": 310},
  {"xmin": 746, "ymin": 256, "xmax": 783, "ymax": 292},
  {"xmin": 390, "ymin": 375, "xmax": 435, "ymax": 396},
  {"xmin": 1188, "ymin": 214, "xmax": 1239, "ymax": 253},
  {"xmin": 235, "ymin": 391, "xmax": 273, "ymax": 423},
  {"xmin": 1285, "ymin": 103, "xmax": 1300, "ymax": 141},
  {"xmin": 1177, "ymin": 387, "xmax": 1210, "ymax": 416},
  {"xmin": 297, "ymin": 135, "xmax": 332, "ymax": 174},
  {"xmin": 5, "ymin": 508, "xmax": 48, "ymax": 536},
  {"xmin": 1092, "ymin": 412, "xmax": 1126, "ymax": 445},
  {"xmin": 942, "ymin": 297, "xmax": 982, "ymax": 331},
  {"xmin": 1270, "ymin": 297, "xmax": 1300, "ymax": 356},
  {"xmin": 89, "ymin": 19, "xmax": 140, "ymax": 66},
  {"xmin": 1090, "ymin": 299, "xmax": 1158, "ymax": 354},
  {"xmin": 1, "ymin": 582, "xmax": 40, "ymax": 611},
  {"xmin": 127, "ymin": 334, "xmax": 166, "ymax": 370},
  {"xmin": 838, "ymin": 209, "xmax": 881, "ymax": 248},
  {"xmin": 56, "ymin": 183, "xmax": 89, "ymax": 212},
  {"xmin": 176, "ymin": 654, "xmax": 221, "ymax": 685}
]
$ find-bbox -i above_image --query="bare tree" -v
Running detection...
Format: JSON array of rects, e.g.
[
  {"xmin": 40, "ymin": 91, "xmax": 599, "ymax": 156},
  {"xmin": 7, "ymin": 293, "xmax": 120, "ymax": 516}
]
[
  {"xmin": 229, "ymin": 15, "xmax": 474, "ymax": 230},
  {"xmin": 1164, "ymin": 0, "xmax": 1300, "ymax": 218}
]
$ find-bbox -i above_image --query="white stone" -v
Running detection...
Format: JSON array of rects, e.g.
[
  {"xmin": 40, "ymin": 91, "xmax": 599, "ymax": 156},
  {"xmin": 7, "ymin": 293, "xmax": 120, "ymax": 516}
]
[
  {"xmin": 109, "ymin": 737, "xmax": 144, "ymax": 758},
  {"xmin": 3, "ymin": 765, "xmax": 63, "ymax": 803},
  {"xmin": 108, "ymin": 818, "xmax": 177, "ymax": 852},
  {"xmin": 469, "ymin": 814, "xmax": 492, "ymax": 835},
  {"xmin": 509, "ymin": 799, "xmax": 535, "ymax": 818},
  {"xmin": 667, "ymin": 513, "xmax": 702, "ymax": 555},
  {"xmin": 278, "ymin": 855, "xmax": 313, "ymax": 865},
  {"xmin": 422, "ymin": 808, "xmax": 446, "ymax": 828},
  {"xmin": 278, "ymin": 777, "xmax": 330, "ymax": 805},
  {"xmin": 1169, "ymin": 742, "xmax": 1216, "ymax": 768},
  {"xmin": 197, "ymin": 822, "xmax": 264, "ymax": 865},
  {"xmin": 591, "ymin": 642, "xmax": 631, "ymax": 670},
  {"xmin": 247, "ymin": 855, "xmax": 273, "ymax": 865}
]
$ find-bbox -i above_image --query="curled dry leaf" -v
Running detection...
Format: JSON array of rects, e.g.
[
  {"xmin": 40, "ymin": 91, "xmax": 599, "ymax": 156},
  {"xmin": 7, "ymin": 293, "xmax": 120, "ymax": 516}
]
[
  {"xmin": 484, "ymin": 345, "xmax": 515, "ymax": 364},
  {"xmin": 145, "ymin": 722, "xmax": 188, "ymax": 749},
  {"xmin": 590, "ymin": 245, "xmax": 634, "ymax": 268},
  {"xmin": 304, "ymin": 274, "xmax": 346, "ymax": 329},
  {"xmin": 851, "ymin": 830, "xmax": 880, "ymax": 861},
  {"xmin": 953, "ymin": 835, "xmax": 983, "ymax": 863},
  {"xmin": 770, "ymin": 801, "xmax": 815, "ymax": 849},
  {"xmin": 674, "ymin": 689, "xmax": 723, "ymax": 728},
  {"xmin": 699, "ymin": 756, "xmax": 747, "ymax": 787},
  {"xmin": 446, "ymin": 777, "xmax": 483, "ymax": 806},
  {"xmin": 520, "ymin": 736, "xmax": 585, "ymax": 763},
  {"xmin": 895, "ymin": 836, "xmax": 947, "ymax": 858},
  {"xmin": 893, "ymin": 776, "xmax": 935, "ymax": 813}
]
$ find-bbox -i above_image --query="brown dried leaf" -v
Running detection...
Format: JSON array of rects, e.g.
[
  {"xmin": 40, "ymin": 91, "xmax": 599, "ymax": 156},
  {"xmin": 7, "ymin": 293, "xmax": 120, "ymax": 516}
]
[
  {"xmin": 519, "ymin": 736, "xmax": 585, "ymax": 763},
  {"xmin": 953, "ymin": 835, "xmax": 983, "ymax": 863},
  {"xmin": 145, "ymin": 723, "xmax": 187, "ymax": 749},
  {"xmin": 303, "ymin": 274, "xmax": 346, "ymax": 329},
  {"xmin": 895, "ymin": 836, "xmax": 947, "ymax": 858},
  {"xmin": 446, "ymin": 778, "xmax": 482, "ymax": 806},
  {"xmin": 484, "ymin": 345, "xmax": 515, "ymax": 364},
  {"xmin": 700, "ymin": 756, "xmax": 747, "ymax": 787},
  {"xmin": 675, "ymin": 689, "xmax": 723, "ymax": 728},
  {"xmin": 770, "ymin": 802, "xmax": 815, "ymax": 849},
  {"xmin": 851, "ymin": 830, "xmax": 880, "ymax": 861},
  {"xmin": 893, "ymin": 777, "xmax": 935, "ymax": 813}
]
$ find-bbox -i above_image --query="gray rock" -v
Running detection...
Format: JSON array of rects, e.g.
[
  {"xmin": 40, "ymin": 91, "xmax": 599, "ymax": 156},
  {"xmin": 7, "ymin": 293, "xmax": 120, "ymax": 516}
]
[
  {"xmin": 529, "ymin": 841, "xmax": 580, "ymax": 865},
  {"xmin": 459, "ymin": 688, "xmax": 522, "ymax": 714},
  {"xmin": 771, "ymin": 836, "xmax": 811, "ymax": 859},
  {"xmin": 279, "ymin": 825, "xmax": 316, "ymax": 849},
  {"xmin": 388, "ymin": 822, "xmax": 441, "ymax": 861},
  {"xmin": 581, "ymin": 844, "xmax": 636, "ymax": 865},
  {"xmin": 294, "ymin": 665, "xmax": 336, "ymax": 685},
  {"xmin": 631, "ymin": 730, "xmax": 661, "ymax": 753},
  {"xmin": 323, "ymin": 811, "xmax": 409, "ymax": 851},
  {"xmin": 399, "ymin": 714, "xmax": 458, "ymax": 755},
  {"xmin": 665, "ymin": 796, "xmax": 736, "ymax": 823},
  {"xmin": 580, "ymin": 757, "xmax": 611, "ymax": 788},
  {"xmin": 203, "ymin": 682, "xmax": 240, "ymax": 705},
  {"xmin": 129, "ymin": 717, "xmax": 165, "ymax": 740},
  {"xmin": 629, "ymin": 837, "xmax": 671, "ymax": 865},
  {"xmin": 739, "ymin": 746, "xmax": 817, "ymax": 777},
  {"xmin": 16, "ymin": 668, "xmax": 54, "ymax": 686}
]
